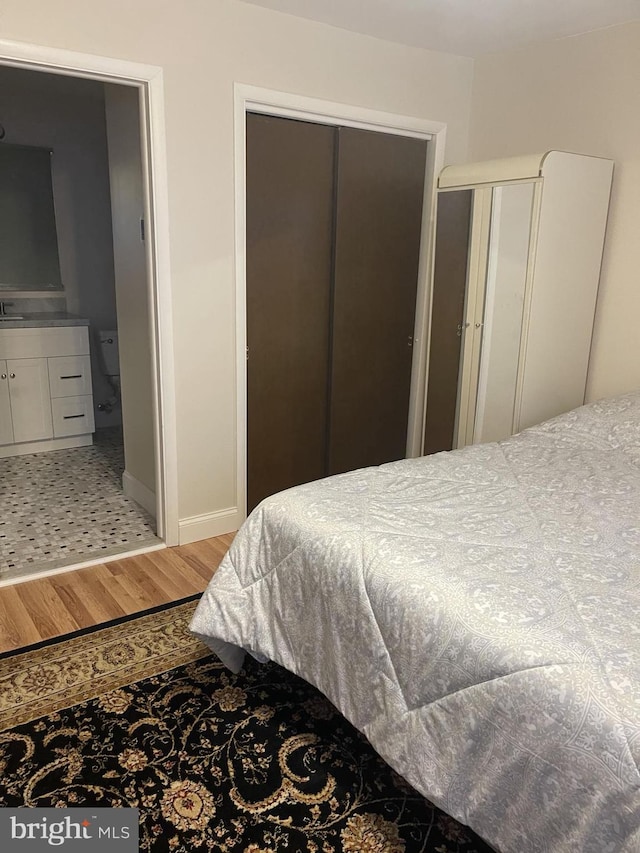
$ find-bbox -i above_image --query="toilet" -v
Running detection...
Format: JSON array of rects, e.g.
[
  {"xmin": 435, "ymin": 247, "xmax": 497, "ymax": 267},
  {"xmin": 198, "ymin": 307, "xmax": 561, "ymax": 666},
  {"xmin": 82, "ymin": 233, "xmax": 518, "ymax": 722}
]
[
  {"xmin": 99, "ymin": 331, "xmax": 120, "ymax": 386},
  {"xmin": 98, "ymin": 330, "xmax": 120, "ymax": 411}
]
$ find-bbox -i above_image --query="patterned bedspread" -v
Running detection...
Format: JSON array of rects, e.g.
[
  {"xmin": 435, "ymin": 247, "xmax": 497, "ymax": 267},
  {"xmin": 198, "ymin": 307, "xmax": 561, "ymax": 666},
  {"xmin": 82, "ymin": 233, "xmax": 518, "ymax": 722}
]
[{"xmin": 190, "ymin": 392, "xmax": 640, "ymax": 852}]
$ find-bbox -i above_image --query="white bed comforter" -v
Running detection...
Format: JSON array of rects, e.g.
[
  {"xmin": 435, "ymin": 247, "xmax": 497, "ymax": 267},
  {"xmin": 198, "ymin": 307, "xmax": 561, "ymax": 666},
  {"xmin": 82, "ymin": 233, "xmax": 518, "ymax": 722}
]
[{"xmin": 190, "ymin": 393, "xmax": 640, "ymax": 852}]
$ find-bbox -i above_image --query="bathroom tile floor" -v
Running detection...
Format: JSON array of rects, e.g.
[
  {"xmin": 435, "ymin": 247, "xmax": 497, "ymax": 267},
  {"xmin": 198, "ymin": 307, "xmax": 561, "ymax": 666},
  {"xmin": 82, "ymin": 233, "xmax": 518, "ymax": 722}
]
[{"xmin": 0, "ymin": 428, "xmax": 160, "ymax": 582}]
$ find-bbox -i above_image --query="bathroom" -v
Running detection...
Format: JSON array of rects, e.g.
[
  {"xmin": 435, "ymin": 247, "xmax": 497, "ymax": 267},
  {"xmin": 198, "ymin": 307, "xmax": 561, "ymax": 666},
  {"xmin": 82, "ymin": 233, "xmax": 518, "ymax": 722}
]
[{"xmin": 0, "ymin": 64, "xmax": 160, "ymax": 583}]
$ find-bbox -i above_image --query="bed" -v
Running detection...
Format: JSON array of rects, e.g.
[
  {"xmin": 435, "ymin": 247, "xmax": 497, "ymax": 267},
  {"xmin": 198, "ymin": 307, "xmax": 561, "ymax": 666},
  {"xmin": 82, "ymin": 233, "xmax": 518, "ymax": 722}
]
[{"xmin": 190, "ymin": 391, "xmax": 640, "ymax": 852}]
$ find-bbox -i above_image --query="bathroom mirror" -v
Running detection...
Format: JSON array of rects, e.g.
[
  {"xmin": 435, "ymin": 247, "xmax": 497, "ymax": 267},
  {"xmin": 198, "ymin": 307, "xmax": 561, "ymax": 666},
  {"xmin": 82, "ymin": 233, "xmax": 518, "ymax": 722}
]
[{"xmin": 0, "ymin": 142, "xmax": 63, "ymax": 290}]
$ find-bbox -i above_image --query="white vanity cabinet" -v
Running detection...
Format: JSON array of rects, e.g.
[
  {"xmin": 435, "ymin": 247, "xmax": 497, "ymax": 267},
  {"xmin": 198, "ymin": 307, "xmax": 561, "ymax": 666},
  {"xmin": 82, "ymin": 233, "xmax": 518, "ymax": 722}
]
[
  {"xmin": 0, "ymin": 360, "xmax": 14, "ymax": 445},
  {"xmin": 0, "ymin": 325, "xmax": 95, "ymax": 458},
  {"xmin": 1, "ymin": 356, "xmax": 53, "ymax": 444},
  {"xmin": 423, "ymin": 151, "xmax": 614, "ymax": 454}
]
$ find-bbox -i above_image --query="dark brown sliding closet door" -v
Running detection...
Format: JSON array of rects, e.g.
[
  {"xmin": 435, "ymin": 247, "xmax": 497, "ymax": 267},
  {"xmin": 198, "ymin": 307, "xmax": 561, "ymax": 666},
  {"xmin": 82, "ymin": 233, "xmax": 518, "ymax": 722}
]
[
  {"xmin": 327, "ymin": 128, "xmax": 427, "ymax": 475},
  {"xmin": 246, "ymin": 113, "xmax": 335, "ymax": 512},
  {"xmin": 422, "ymin": 190, "xmax": 472, "ymax": 455}
]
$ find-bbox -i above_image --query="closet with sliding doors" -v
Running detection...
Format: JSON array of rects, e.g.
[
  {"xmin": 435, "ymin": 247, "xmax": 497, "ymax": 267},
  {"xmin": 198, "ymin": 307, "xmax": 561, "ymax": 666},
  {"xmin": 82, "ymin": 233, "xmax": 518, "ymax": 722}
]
[
  {"xmin": 423, "ymin": 150, "xmax": 614, "ymax": 455},
  {"xmin": 246, "ymin": 113, "xmax": 428, "ymax": 512}
]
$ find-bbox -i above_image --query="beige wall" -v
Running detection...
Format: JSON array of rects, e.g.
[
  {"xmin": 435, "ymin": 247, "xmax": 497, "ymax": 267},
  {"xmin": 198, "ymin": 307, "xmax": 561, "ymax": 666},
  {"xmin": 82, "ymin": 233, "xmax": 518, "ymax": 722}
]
[
  {"xmin": 470, "ymin": 22, "xmax": 640, "ymax": 402},
  {"xmin": 0, "ymin": 0, "xmax": 474, "ymax": 535}
]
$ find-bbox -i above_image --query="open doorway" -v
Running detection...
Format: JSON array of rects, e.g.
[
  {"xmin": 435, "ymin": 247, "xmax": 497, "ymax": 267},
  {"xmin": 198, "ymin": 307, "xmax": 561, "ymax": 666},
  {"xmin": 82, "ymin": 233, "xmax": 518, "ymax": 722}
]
[{"xmin": 0, "ymin": 41, "xmax": 178, "ymax": 585}]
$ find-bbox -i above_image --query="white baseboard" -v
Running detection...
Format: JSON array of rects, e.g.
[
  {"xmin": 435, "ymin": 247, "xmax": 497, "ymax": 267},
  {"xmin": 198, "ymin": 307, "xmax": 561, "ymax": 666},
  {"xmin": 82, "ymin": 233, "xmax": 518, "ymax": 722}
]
[
  {"xmin": 122, "ymin": 469, "xmax": 157, "ymax": 518},
  {"xmin": 178, "ymin": 507, "xmax": 240, "ymax": 545},
  {"xmin": 0, "ymin": 433, "xmax": 92, "ymax": 459}
]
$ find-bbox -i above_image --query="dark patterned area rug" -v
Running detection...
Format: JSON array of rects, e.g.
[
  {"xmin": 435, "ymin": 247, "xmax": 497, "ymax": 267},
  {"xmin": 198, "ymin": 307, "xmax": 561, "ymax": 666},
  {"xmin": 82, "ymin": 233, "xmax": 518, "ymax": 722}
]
[{"xmin": 0, "ymin": 598, "xmax": 494, "ymax": 852}]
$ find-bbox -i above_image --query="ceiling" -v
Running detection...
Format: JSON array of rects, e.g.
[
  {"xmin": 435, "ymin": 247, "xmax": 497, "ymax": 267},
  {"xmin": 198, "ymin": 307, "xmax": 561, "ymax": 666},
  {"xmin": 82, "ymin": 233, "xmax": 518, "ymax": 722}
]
[{"xmin": 239, "ymin": 0, "xmax": 640, "ymax": 57}]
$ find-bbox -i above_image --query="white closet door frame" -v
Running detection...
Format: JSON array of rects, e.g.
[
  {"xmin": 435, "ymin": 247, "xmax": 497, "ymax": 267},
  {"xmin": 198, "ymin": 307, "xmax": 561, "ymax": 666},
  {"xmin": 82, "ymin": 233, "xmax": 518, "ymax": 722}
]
[{"xmin": 234, "ymin": 84, "xmax": 447, "ymax": 520}]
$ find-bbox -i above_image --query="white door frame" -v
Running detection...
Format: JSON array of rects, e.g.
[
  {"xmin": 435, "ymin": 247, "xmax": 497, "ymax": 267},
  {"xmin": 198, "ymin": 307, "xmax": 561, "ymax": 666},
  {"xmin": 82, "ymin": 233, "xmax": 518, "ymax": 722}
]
[
  {"xmin": 0, "ymin": 38, "xmax": 179, "ymax": 547},
  {"xmin": 234, "ymin": 83, "xmax": 446, "ymax": 520}
]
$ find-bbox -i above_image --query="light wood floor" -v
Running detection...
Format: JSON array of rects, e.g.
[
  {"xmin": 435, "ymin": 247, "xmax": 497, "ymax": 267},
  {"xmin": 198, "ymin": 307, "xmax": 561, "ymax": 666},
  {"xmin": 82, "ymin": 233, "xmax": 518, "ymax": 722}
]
[{"xmin": 0, "ymin": 534, "xmax": 235, "ymax": 655}]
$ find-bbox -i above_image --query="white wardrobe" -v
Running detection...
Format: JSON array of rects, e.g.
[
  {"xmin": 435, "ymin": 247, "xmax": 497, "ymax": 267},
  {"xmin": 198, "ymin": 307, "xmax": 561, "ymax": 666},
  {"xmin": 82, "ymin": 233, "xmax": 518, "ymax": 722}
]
[{"xmin": 423, "ymin": 150, "xmax": 614, "ymax": 455}]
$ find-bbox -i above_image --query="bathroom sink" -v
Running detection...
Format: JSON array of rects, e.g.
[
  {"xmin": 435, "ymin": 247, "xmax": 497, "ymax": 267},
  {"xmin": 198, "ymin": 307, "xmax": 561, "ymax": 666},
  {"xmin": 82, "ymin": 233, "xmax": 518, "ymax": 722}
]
[{"xmin": 0, "ymin": 315, "xmax": 24, "ymax": 321}]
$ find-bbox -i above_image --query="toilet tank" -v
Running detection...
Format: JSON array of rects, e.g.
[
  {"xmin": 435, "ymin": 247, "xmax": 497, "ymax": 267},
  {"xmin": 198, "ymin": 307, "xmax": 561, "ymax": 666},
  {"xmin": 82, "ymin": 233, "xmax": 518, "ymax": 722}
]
[{"xmin": 99, "ymin": 330, "xmax": 120, "ymax": 377}]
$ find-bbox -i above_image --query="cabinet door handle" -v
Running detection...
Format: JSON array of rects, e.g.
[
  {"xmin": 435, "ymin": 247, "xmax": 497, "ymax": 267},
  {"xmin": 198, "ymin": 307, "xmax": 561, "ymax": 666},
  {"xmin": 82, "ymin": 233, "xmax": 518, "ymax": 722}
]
[
  {"xmin": 60, "ymin": 374, "xmax": 82, "ymax": 380},
  {"xmin": 1, "ymin": 373, "xmax": 6, "ymax": 380},
  {"xmin": 63, "ymin": 413, "xmax": 85, "ymax": 420},
  {"xmin": 9, "ymin": 373, "xmax": 15, "ymax": 379}
]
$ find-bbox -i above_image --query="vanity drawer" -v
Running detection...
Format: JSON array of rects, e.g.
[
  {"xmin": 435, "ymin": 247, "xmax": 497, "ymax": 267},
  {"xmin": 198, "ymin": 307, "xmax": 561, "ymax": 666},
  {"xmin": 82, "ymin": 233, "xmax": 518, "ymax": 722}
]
[
  {"xmin": 0, "ymin": 326, "xmax": 89, "ymax": 360},
  {"xmin": 51, "ymin": 395, "xmax": 95, "ymax": 437},
  {"xmin": 48, "ymin": 355, "xmax": 92, "ymax": 398}
]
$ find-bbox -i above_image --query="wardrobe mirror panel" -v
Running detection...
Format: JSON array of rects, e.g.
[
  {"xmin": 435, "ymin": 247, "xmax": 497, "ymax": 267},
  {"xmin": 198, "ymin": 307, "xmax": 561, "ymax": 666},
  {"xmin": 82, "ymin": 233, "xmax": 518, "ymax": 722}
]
[
  {"xmin": 472, "ymin": 182, "xmax": 534, "ymax": 444},
  {"xmin": 424, "ymin": 181, "xmax": 536, "ymax": 454}
]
